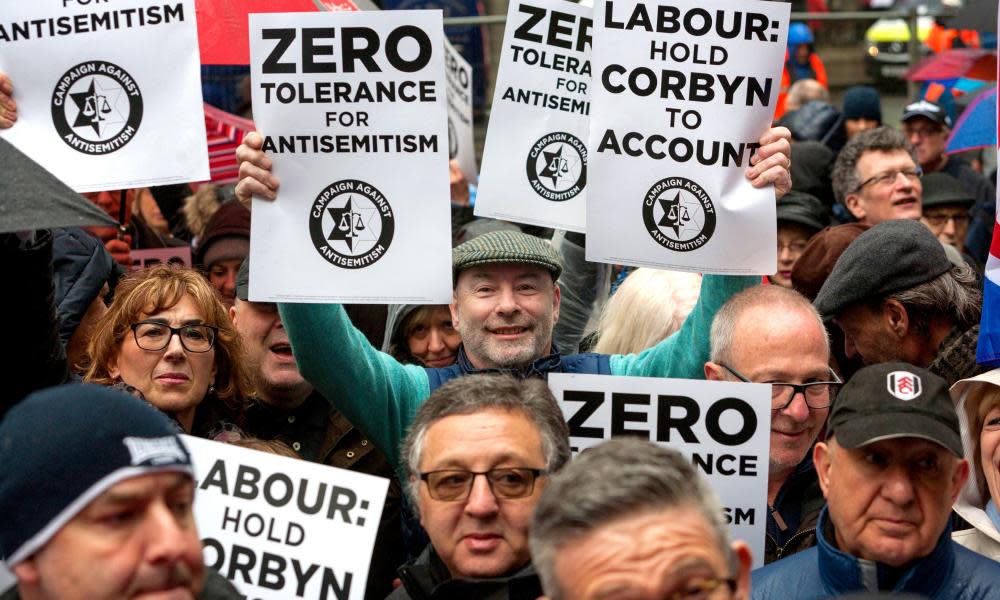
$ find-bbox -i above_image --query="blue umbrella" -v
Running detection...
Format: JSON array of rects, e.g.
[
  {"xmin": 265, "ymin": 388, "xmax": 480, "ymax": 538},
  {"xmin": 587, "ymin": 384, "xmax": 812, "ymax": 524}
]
[{"xmin": 946, "ymin": 87, "xmax": 997, "ymax": 154}]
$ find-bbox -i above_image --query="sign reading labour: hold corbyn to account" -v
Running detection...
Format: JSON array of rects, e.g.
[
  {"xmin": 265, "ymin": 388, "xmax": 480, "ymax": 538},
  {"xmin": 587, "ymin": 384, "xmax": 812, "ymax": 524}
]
[
  {"xmin": 247, "ymin": 11, "xmax": 452, "ymax": 303},
  {"xmin": 586, "ymin": 0, "xmax": 788, "ymax": 274},
  {"xmin": 0, "ymin": 0, "xmax": 208, "ymax": 192}
]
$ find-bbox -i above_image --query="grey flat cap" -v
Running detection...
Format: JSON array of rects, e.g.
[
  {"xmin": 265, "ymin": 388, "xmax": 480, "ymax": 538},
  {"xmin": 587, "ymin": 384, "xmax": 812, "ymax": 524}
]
[{"xmin": 814, "ymin": 219, "xmax": 952, "ymax": 317}]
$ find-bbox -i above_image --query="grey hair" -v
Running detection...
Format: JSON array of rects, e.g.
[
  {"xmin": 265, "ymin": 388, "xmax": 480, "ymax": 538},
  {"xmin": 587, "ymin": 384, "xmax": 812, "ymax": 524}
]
[
  {"xmin": 831, "ymin": 126, "xmax": 917, "ymax": 205},
  {"xmin": 529, "ymin": 438, "xmax": 733, "ymax": 600},
  {"xmin": 710, "ymin": 285, "xmax": 828, "ymax": 365},
  {"xmin": 400, "ymin": 374, "xmax": 571, "ymax": 512},
  {"xmin": 877, "ymin": 263, "xmax": 982, "ymax": 333}
]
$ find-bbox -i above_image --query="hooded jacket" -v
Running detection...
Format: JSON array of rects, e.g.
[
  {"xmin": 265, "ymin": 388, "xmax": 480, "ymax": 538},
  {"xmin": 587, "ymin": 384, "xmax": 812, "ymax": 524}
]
[
  {"xmin": 751, "ymin": 508, "xmax": 1000, "ymax": 599},
  {"xmin": 950, "ymin": 369, "xmax": 1000, "ymax": 560},
  {"xmin": 51, "ymin": 227, "xmax": 119, "ymax": 346}
]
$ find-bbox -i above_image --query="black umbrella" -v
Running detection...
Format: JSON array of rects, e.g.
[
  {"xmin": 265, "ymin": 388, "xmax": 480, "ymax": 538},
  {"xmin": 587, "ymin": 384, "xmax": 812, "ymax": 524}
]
[
  {"xmin": 0, "ymin": 137, "xmax": 118, "ymax": 234},
  {"xmin": 948, "ymin": 0, "xmax": 997, "ymax": 33}
]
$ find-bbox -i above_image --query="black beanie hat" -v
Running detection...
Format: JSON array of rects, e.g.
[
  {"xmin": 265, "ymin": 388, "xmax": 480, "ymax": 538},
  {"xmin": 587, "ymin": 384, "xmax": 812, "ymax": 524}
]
[
  {"xmin": 0, "ymin": 384, "xmax": 192, "ymax": 566},
  {"xmin": 842, "ymin": 85, "xmax": 882, "ymax": 123}
]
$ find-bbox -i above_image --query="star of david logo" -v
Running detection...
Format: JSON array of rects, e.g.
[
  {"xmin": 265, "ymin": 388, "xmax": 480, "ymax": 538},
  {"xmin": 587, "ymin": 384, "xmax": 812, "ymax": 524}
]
[
  {"xmin": 69, "ymin": 77, "xmax": 125, "ymax": 137},
  {"xmin": 327, "ymin": 196, "xmax": 377, "ymax": 252},
  {"xmin": 657, "ymin": 191, "xmax": 703, "ymax": 240},
  {"xmin": 539, "ymin": 145, "xmax": 568, "ymax": 188}
]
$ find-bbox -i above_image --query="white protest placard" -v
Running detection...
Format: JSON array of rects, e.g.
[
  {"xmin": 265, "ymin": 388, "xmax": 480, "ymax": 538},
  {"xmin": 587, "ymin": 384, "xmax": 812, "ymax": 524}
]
[
  {"xmin": 0, "ymin": 0, "xmax": 208, "ymax": 193},
  {"xmin": 183, "ymin": 436, "xmax": 389, "ymax": 600},
  {"xmin": 586, "ymin": 0, "xmax": 789, "ymax": 274},
  {"xmin": 475, "ymin": 0, "xmax": 591, "ymax": 232},
  {"xmin": 548, "ymin": 373, "xmax": 771, "ymax": 567},
  {"xmin": 130, "ymin": 246, "xmax": 192, "ymax": 270},
  {"xmin": 443, "ymin": 38, "xmax": 478, "ymax": 184},
  {"xmin": 248, "ymin": 11, "xmax": 452, "ymax": 304}
]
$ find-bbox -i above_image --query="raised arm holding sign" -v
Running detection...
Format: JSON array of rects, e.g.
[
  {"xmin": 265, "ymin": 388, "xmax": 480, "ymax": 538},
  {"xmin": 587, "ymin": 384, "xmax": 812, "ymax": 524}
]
[{"xmin": 236, "ymin": 114, "xmax": 789, "ymax": 481}]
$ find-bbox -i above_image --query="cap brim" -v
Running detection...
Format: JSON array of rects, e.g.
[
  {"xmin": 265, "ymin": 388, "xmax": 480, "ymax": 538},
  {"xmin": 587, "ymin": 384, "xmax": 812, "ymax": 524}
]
[{"xmin": 833, "ymin": 412, "xmax": 963, "ymax": 457}]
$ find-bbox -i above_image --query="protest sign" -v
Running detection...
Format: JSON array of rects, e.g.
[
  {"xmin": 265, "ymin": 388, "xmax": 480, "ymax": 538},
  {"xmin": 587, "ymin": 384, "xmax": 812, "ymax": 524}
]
[
  {"xmin": 183, "ymin": 435, "xmax": 389, "ymax": 600},
  {"xmin": 443, "ymin": 38, "xmax": 477, "ymax": 184},
  {"xmin": 548, "ymin": 373, "xmax": 771, "ymax": 567},
  {"xmin": 586, "ymin": 0, "xmax": 789, "ymax": 274},
  {"xmin": 130, "ymin": 246, "xmax": 192, "ymax": 270},
  {"xmin": 475, "ymin": 0, "xmax": 592, "ymax": 232},
  {"xmin": 0, "ymin": 0, "xmax": 208, "ymax": 193},
  {"xmin": 247, "ymin": 11, "xmax": 453, "ymax": 304}
]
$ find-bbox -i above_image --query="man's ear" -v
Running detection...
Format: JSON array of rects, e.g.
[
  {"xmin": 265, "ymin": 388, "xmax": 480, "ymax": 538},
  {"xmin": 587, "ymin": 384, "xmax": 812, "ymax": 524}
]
[
  {"xmin": 704, "ymin": 361, "xmax": 725, "ymax": 381},
  {"xmin": 12, "ymin": 557, "xmax": 41, "ymax": 585},
  {"xmin": 730, "ymin": 540, "xmax": 753, "ymax": 600},
  {"xmin": 551, "ymin": 283, "xmax": 561, "ymax": 325},
  {"xmin": 844, "ymin": 193, "xmax": 865, "ymax": 221},
  {"xmin": 813, "ymin": 441, "xmax": 832, "ymax": 498},
  {"xmin": 229, "ymin": 304, "xmax": 238, "ymax": 325},
  {"xmin": 951, "ymin": 458, "xmax": 970, "ymax": 503},
  {"xmin": 882, "ymin": 299, "xmax": 910, "ymax": 338}
]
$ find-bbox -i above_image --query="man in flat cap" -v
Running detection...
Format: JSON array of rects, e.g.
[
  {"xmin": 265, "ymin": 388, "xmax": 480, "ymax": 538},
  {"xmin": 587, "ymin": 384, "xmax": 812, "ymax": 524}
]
[
  {"xmin": 230, "ymin": 129, "xmax": 794, "ymax": 487},
  {"xmin": 814, "ymin": 219, "xmax": 983, "ymax": 385},
  {"xmin": 901, "ymin": 99, "xmax": 996, "ymax": 264},
  {"xmin": 919, "ymin": 172, "xmax": 976, "ymax": 258},
  {"xmin": 0, "ymin": 384, "xmax": 240, "ymax": 600},
  {"xmin": 752, "ymin": 363, "xmax": 1000, "ymax": 598}
]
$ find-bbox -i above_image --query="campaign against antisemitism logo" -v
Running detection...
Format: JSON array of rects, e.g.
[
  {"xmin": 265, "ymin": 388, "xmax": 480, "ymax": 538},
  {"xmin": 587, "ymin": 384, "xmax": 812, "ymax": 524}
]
[
  {"xmin": 309, "ymin": 180, "xmax": 395, "ymax": 269},
  {"xmin": 525, "ymin": 132, "xmax": 587, "ymax": 202},
  {"xmin": 887, "ymin": 371, "xmax": 922, "ymax": 401},
  {"xmin": 51, "ymin": 61, "xmax": 143, "ymax": 155},
  {"xmin": 642, "ymin": 177, "xmax": 717, "ymax": 252}
]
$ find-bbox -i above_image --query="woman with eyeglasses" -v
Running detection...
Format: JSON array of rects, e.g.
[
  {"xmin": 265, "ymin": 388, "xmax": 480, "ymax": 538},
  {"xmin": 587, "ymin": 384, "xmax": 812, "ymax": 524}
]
[{"xmin": 83, "ymin": 264, "xmax": 248, "ymax": 436}]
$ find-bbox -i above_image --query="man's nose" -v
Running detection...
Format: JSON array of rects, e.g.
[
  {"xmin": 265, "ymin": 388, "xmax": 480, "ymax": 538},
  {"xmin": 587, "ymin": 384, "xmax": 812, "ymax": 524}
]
[
  {"xmin": 494, "ymin": 286, "xmax": 519, "ymax": 315},
  {"xmin": 881, "ymin": 464, "xmax": 916, "ymax": 506},
  {"xmin": 781, "ymin": 390, "xmax": 811, "ymax": 422},
  {"xmin": 144, "ymin": 502, "xmax": 194, "ymax": 565},
  {"xmin": 464, "ymin": 474, "xmax": 500, "ymax": 518}
]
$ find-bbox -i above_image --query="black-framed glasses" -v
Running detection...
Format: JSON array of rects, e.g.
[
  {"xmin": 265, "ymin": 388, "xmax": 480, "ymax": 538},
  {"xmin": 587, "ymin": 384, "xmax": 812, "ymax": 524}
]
[
  {"xmin": 130, "ymin": 321, "xmax": 218, "ymax": 353},
  {"xmin": 720, "ymin": 364, "xmax": 842, "ymax": 411},
  {"xmin": 420, "ymin": 468, "xmax": 546, "ymax": 501},
  {"xmin": 852, "ymin": 166, "xmax": 922, "ymax": 193},
  {"xmin": 923, "ymin": 212, "xmax": 971, "ymax": 227},
  {"xmin": 664, "ymin": 576, "xmax": 737, "ymax": 600}
]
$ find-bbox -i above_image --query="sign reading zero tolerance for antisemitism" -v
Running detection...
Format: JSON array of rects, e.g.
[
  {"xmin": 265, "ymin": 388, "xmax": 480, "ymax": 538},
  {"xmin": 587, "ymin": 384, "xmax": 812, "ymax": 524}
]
[
  {"xmin": 475, "ymin": 0, "xmax": 592, "ymax": 233},
  {"xmin": 0, "ymin": 0, "xmax": 208, "ymax": 192},
  {"xmin": 587, "ymin": 0, "xmax": 789, "ymax": 275},
  {"xmin": 248, "ymin": 10, "xmax": 452, "ymax": 304},
  {"xmin": 548, "ymin": 373, "xmax": 772, "ymax": 568}
]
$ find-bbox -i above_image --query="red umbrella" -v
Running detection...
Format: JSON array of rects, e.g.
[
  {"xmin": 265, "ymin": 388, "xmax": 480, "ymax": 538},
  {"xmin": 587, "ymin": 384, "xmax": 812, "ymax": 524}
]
[
  {"xmin": 196, "ymin": 0, "xmax": 362, "ymax": 65},
  {"xmin": 203, "ymin": 103, "xmax": 255, "ymax": 185},
  {"xmin": 905, "ymin": 48, "xmax": 997, "ymax": 82}
]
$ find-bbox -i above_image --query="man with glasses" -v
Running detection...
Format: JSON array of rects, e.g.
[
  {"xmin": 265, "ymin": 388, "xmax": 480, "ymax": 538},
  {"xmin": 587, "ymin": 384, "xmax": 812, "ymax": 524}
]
[
  {"xmin": 394, "ymin": 374, "xmax": 570, "ymax": 599},
  {"xmin": 530, "ymin": 438, "xmax": 752, "ymax": 600},
  {"xmin": 815, "ymin": 219, "xmax": 984, "ymax": 386},
  {"xmin": 919, "ymin": 172, "xmax": 976, "ymax": 258},
  {"xmin": 831, "ymin": 127, "xmax": 923, "ymax": 228},
  {"xmin": 901, "ymin": 100, "xmax": 996, "ymax": 264},
  {"xmin": 705, "ymin": 285, "xmax": 838, "ymax": 564}
]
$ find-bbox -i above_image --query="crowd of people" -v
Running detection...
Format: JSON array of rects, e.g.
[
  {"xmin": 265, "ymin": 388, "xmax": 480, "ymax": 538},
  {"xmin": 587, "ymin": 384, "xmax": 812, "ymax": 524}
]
[{"xmin": 2, "ymin": 15, "xmax": 1000, "ymax": 599}]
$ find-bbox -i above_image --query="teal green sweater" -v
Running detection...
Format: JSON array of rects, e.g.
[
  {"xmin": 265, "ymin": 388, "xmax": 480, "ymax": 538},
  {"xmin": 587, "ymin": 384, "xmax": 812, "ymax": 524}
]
[{"xmin": 279, "ymin": 274, "xmax": 757, "ymax": 477}]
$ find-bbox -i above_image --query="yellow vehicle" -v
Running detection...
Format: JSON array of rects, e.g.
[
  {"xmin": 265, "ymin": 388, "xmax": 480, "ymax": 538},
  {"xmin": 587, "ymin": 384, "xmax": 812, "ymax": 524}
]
[{"xmin": 864, "ymin": 0, "xmax": 948, "ymax": 81}]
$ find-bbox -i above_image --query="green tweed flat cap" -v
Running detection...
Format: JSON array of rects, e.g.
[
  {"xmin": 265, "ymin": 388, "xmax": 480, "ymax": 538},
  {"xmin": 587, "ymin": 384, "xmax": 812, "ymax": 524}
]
[{"xmin": 452, "ymin": 230, "xmax": 562, "ymax": 280}]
